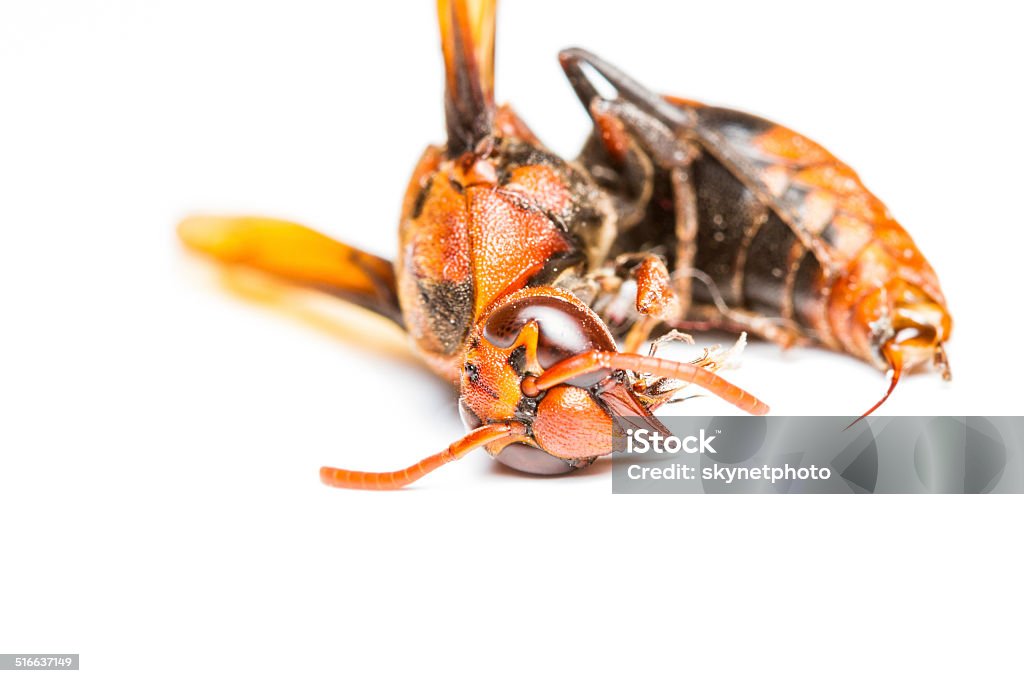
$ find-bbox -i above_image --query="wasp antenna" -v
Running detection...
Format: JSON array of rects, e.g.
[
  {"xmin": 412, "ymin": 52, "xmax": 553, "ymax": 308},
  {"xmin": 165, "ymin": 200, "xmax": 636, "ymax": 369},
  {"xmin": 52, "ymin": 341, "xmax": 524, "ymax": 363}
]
[
  {"xmin": 845, "ymin": 345, "xmax": 904, "ymax": 430},
  {"xmin": 320, "ymin": 422, "xmax": 522, "ymax": 490},
  {"xmin": 531, "ymin": 350, "xmax": 770, "ymax": 416},
  {"xmin": 438, "ymin": 0, "xmax": 497, "ymax": 157}
]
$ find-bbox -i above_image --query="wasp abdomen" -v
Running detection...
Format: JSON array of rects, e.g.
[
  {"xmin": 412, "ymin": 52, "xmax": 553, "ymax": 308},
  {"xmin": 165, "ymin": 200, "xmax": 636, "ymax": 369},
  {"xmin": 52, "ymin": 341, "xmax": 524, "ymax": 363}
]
[{"xmin": 671, "ymin": 102, "xmax": 947, "ymax": 360}]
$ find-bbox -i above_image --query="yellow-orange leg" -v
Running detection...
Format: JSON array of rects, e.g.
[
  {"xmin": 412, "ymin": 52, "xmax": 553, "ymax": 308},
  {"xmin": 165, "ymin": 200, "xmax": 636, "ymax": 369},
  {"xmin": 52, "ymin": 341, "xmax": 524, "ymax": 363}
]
[
  {"xmin": 320, "ymin": 422, "xmax": 526, "ymax": 490},
  {"xmin": 623, "ymin": 318, "xmax": 657, "ymax": 355},
  {"xmin": 524, "ymin": 350, "xmax": 769, "ymax": 416}
]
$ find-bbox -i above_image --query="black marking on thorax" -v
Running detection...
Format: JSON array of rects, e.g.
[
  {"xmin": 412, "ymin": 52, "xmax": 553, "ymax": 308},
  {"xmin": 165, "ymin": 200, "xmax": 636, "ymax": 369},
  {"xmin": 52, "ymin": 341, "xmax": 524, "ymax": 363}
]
[
  {"xmin": 417, "ymin": 279, "xmax": 474, "ymax": 355},
  {"xmin": 410, "ymin": 177, "xmax": 434, "ymax": 220}
]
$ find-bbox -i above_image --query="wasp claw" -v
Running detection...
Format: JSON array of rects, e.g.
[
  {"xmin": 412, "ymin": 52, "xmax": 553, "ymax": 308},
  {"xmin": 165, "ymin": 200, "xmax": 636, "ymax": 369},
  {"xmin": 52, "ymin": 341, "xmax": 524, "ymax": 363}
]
[{"xmin": 935, "ymin": 343, "xmax": 952, "ymax": 381}]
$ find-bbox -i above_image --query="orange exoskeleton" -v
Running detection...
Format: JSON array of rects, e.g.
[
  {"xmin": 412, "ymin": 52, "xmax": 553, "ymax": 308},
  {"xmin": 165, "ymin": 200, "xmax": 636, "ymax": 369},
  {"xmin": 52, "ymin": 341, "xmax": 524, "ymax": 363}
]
[
  {"xmin": 178, "ymin": 0, "xmax": 768, "ymax": 488},
  {"xmin": 180, "ymin": 0, "xmax": 954, "ymax": 488}
]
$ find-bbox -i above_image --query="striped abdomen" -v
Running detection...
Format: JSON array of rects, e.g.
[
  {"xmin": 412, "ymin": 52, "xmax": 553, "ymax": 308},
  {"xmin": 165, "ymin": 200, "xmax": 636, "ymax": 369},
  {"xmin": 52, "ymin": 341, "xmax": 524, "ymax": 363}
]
[{"xmin": 679, "ymin": 102, "xmax": 947, "ymax": 366}]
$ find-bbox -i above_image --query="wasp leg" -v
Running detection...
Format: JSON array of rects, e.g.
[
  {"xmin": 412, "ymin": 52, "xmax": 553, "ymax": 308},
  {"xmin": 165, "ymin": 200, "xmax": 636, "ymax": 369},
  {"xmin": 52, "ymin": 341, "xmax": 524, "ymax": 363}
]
[
  {"xmin": 567, "ymin": 82, "xmax": 704, "ymax": 329},
  {"xmin": 580, "ymin": 101, "xmax": 656, "ymax": 230},
  {"xmin": 669, "ymin": 164, "xmax": 698, "ymax": 321},
  {"xmin": 559, "ymin": 49, "xmax": 699, "ymax": 171},
  {"xmin": 684, "ymin": 303, "xmax": 805, "ymax": 350},
  {"xmin": 560, "ymin": 49, "xmax": 705, "ymax": 317},
  {"xmin": 559, "ymin": 48, "xmax": 697, "ymax": 132},
  {"xmin": 623, "ymin": 318, "xmax": 657, "ymax": 355},
  {"xmin": 568, "ymin": 86, "xmax": 805, "ymax": 352},
  {"xmin": 621, "ymin": 255, "xmax": 679, "ymax": 353},
  {"xmin": 586, "ymin": 100, "xmax": 700, "ymax": 319},
  {"xmin": 647, "ymin": 329, "xmax": 695, "ymax": 355},
  {"xmin": 178, "ymin": 215, "xmax": 403, "ymax": 327}
]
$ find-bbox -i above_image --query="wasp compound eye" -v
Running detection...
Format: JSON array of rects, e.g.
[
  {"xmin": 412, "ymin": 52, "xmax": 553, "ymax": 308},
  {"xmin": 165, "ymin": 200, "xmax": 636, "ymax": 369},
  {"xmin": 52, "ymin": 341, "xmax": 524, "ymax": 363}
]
[
  {"xmin": 483, "ymin": 295, "xmax": 616, "ymax": 380},
  {"xmin": 458, "ymin": 398, "xmax": 483, "ymax": 431},
  {"xmin": 495, "ymin": 441, "xmax": 576, "ymax": 475}
]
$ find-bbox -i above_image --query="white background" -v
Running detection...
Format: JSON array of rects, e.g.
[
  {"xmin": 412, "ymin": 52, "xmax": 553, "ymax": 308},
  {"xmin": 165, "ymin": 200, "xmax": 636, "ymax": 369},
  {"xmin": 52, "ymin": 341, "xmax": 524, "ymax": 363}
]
[{"xmin": 1, "ymin": 1, "xmax": 1022, "ymax": 680}]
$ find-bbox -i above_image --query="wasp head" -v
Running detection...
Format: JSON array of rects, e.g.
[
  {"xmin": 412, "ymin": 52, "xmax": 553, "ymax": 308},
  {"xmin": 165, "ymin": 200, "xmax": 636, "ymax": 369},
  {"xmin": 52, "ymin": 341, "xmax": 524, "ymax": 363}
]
[{"xmin": 457, "ymin": 287, "xmax": 669, "ymax": 475}]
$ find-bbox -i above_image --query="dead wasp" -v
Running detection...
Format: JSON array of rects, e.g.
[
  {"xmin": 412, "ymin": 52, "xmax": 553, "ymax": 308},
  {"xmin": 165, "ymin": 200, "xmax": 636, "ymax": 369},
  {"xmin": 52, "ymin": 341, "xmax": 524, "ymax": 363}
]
[
  {"xmin": 179, "ymin": 0, "xmax": 950, "ymax": 488},
  {"xmin": 179, "ymin": 0, "xmax": 767, "ymax": 488}
]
